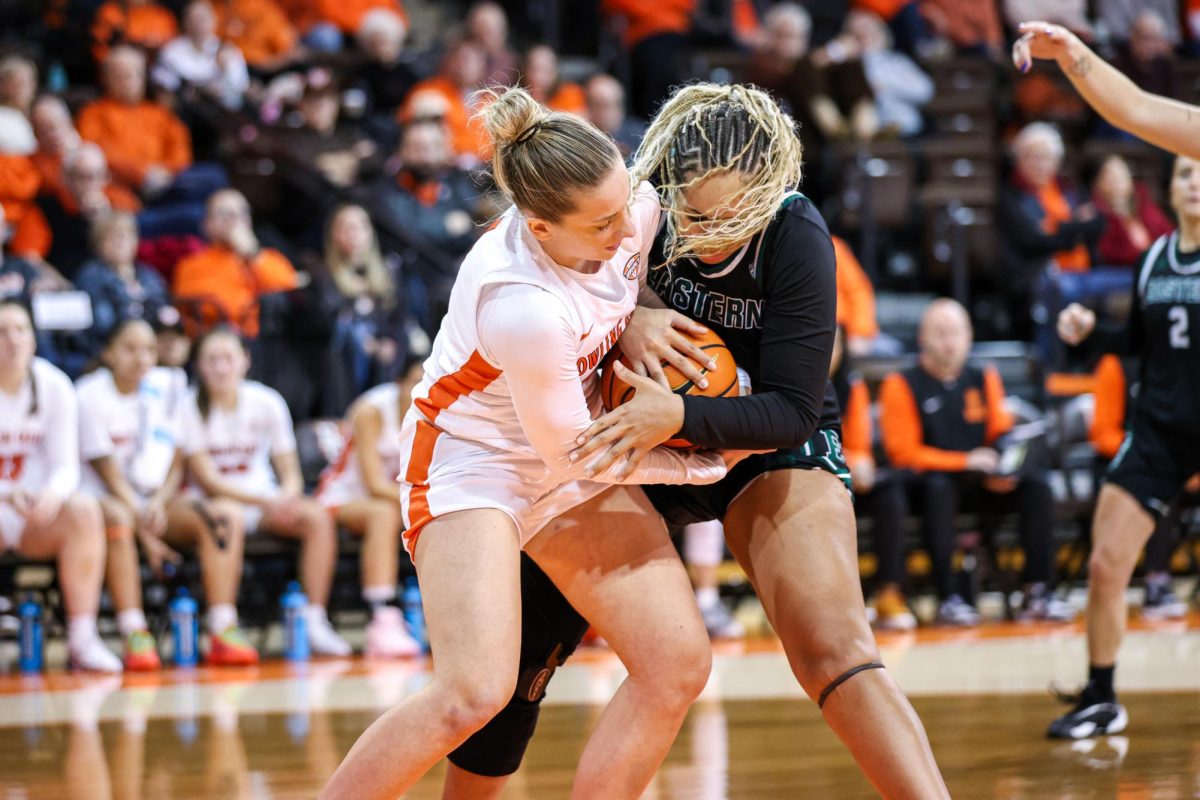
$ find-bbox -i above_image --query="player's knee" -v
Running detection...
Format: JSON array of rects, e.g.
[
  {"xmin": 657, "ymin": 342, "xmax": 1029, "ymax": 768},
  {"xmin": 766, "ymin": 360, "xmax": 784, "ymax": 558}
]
[
  {"xmin": 790, "ymin": 625, "xmax": 879, "ymax": 696},
  {"xmin": 437, "ymin": 677, "xmax": 518, "ymax": 739},
  {"xmin": 633, "ymin": 629, "xmax": 712, "ymax": 707},
  {"xmin": 100, "ymin": 497, "xmax": 135, "ymax": 531},
  {"xmin": 1088, "ymin": 544, "xmax": 1132, "ymax": 591},
  {"xmin": 63, "ymin": 495, "xmax": 104, "ymax": 539}
]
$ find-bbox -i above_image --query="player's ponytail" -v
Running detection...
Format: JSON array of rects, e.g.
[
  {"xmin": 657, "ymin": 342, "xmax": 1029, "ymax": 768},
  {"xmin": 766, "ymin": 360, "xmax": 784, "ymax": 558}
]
[{"xmin": 477, "ymin": 85, "xmax": 621, "ymax": 222}]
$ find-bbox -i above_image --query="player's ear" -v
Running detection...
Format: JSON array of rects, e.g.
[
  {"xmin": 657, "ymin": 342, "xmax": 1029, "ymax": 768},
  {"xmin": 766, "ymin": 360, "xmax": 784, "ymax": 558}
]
[{"xmin": 525, "ymin": 216, "xmax": 554, "ymax": 241}]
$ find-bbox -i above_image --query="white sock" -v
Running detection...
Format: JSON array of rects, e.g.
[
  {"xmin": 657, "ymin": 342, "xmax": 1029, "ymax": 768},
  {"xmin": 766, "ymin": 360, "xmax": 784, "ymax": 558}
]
[
  {"xmin": 363, "ymin": 585, "xmax": 396, "ymax": 615},
  {"xmin": 207, "ymin": 603, "xmax": 238, "ymax": 635},
  {"xmin": 117, "ymin": 608, "xmax": 148, "ymax": 638},
  {"xmin": 304, "ymin": 603, "xmax": 329, "ymax": 627},
  {"xmin": 67, "ymin": 615, "xmax": 99, "ymax": 647},
  {"xmin": 695, "ymin": 587, "xmax": 720, "ymax": 609}
]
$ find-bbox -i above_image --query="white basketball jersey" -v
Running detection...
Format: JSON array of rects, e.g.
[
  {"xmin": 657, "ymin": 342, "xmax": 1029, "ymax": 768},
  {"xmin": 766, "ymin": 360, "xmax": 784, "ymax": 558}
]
[
  {"xmin": 77, "ymin": 366, "xmax": 187, "ymax": 498},
  {"xmin": 317, "ymin": 382, "xmax": 406, "ymax": 507},
  {"xmin": 407, "ymin": 181, "xmax": 659, "ymax": 455},
  {"xmin": 182, "ymin": 380, "xmax": 296, "ymax": 497},
  {"xmin": 0, "ymin": 358, "xmax": 80, "ymax": 500}
]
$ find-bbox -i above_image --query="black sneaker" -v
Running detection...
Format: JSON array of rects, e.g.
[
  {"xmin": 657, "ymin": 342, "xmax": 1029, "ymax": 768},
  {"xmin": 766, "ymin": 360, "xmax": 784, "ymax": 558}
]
[
  {"xmin": 1047, "ymin": 685, "xmax": 1128, "ymax": 739},
  {"xmin": 1142, "ymin": 580, "xmax": 1187, "ymax": 620}
]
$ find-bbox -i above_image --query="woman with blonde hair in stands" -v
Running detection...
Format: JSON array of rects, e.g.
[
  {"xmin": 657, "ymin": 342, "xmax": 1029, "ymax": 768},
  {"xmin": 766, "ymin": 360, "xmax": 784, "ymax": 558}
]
[
  {"xmin": 0, "ymin": 299, "xmax": 120, "ymax": 672},
  {"xmin": 316, "ymin": 355, "xmax": 425, "ymax": 658},
  {"xmin": 182, "ymin": 327, "xmax": 351, "ymax": 659},
  {"xmin": 321, "ymin": 86, "xmax": 742, "ymax": 800}
]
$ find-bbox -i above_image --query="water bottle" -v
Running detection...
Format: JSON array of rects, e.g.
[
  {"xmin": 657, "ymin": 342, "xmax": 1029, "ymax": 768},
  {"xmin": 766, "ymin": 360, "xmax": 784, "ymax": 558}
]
[
  {"xmin": 18, "ymin": 595, "xmax": 43, "ymax": 674},
  {"xmin": 170, "ymin": 588, "xmax": 199, "ymax": 667},
  {"xmin": 401, "ymin": 578, "xmax": 427, "ymax": 652},
  {"xmin": 281, "ymin": 581, "xmax": 309, "ymax": 662}
]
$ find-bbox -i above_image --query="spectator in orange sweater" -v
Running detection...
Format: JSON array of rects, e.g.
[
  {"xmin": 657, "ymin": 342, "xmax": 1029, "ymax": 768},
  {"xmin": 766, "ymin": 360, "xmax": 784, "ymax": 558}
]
[
  {"xmin": 78, "ymin": 46, "xmax": 227, "ymax": 236},
  {"xmin": 601, "ymin": 0, "xmax": 694, "ymax": 118},
  {"xmin": 0, "ymin": 155, "xmax": 44, "ymax": 261},
  {"xmin": 398, "ymin": 37, "xmax": 488, "ymax": 165},
  {"xmin": 832, "ymin": 235, "xmax": 883, "ymax": 357},
  {"xmin": 212, "ymin": 0, "xmax": 301, "ymax": 71},
  {"xmin": 520, "ymin": 45, "xmax": 586, "ymax": 116},
  {"xmin": 876, "ymin": 299, "xmax": 1070, "ymax": 625},
  {"xmin": 172, "ymin": 189, "xmax": 298, "ymax": 337},
  {"xmin": 91, "ymin": 0, "xmax": 179, "ymax": 63}
]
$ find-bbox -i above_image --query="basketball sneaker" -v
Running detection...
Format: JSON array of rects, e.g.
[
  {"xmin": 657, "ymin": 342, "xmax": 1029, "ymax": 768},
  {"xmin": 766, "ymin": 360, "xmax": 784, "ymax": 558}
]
[
  {"xmin": 69, "ymin": 635, "xmax": 123, "ymax": 673},
  {"xmin": 873, "ymin": 587, "xmax": 917, "ymax": 631},
  {"xmin": 1017, "ymin": 585, "xmax": 1076, "ymax": 622},
  {"xmin": 700, "ymin": 600, "xmax": 745, "ymax": 640},
  {"xmin": 306, "ymin": 611, "xmax": 352, "ymax": 657},
  {"xmin": 934, "ymin": 594, "xmax": 980, "ymax": 626},
  {"xmin": 1142, "ymin": 580, "xmax": 1187, "ymax": 620},
  {"xmin": 123, "ymin": 629, "xmax": 162, "ymax": 671},
  {"xmin": 207, "ymin": 625, "xmax": 259, "ymax": 666},
  {"xmin": 364, "ymin": 607, "xmax": 422, "ymax": 658},
  {"xmin": 1047, "ymin": 684, "xmax": 1128, "ymax": 739}
]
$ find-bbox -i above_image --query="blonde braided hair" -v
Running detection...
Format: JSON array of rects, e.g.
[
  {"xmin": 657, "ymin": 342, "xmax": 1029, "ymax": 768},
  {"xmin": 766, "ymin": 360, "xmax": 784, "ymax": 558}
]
[{"xmin": 632, "ymin": 83, "xmax": 804, "ymax": 264}]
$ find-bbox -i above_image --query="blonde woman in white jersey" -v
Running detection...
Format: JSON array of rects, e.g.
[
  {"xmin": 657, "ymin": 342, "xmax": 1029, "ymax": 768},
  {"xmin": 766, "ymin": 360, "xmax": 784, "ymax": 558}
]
[
  {"xmin": 321, "ymin": 87, "xmax": 741, "ymax": 800},
  {"xmin": 182, "ymin": 328, "xmax": 350, "ymax": 657},
  {"xmin": 0, "ymin": 300, "xmax": 121, "ymax": 672},
  {"xmin": 317, "ymin": 359, "xmax": 425, "ymax": 658}
]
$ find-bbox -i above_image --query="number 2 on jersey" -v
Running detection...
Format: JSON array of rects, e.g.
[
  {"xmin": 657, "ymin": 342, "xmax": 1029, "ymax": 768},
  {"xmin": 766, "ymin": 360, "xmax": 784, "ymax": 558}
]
[{"xmin": 1168, "ymin": 305, "xmax": 1190, "ymax": 349}]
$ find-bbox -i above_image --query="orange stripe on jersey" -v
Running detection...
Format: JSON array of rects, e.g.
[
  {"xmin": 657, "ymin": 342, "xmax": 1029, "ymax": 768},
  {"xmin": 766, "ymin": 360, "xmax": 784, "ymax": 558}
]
[
  {"xmin": 402, "ymin": 419, "xmax": 441, "ymax": 554},
  {"xmin": 315, "ymin": 439, "xmax": 355, "ymax": 498},
  {"xmin": 414, "ymin": 350, "xmax": 502, "ymax": 423}
]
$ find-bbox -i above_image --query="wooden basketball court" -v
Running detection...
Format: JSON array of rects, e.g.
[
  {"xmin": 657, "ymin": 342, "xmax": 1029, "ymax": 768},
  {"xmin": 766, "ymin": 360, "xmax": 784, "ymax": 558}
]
[{"xmin": 1, "ymin": 613, "xmax": 1198, "ymax": 798}]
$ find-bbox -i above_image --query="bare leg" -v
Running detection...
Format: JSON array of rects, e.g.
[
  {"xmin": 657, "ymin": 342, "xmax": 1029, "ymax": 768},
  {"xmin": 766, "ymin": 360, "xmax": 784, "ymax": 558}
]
[
  {"xmin": 260, "ymin": 499, "xmax": 338, "ymax": 606},
  {"xmin": 1086, "ymin": 484, "xmax": 1156, "ymax": 666},
  {"xmin": 164, "ymin": 498, "xmax": 246, "ymax": 606},
  {"xmin": 98, "ymin": 497, "xmax": 142, "ymax": 613},
  {"xmin": 335, "ymin": 499, "xmax": 402, "ymax": 592},
  {"xmin": 319, "ymin": 509, "xmax": 522, "ymax": 800},
  {"xmin": 19, "ymin": 495, "xmax": 106, "ymax": 618},
  {"xmin": 526, "ymin": 486, "xmax": 712, "ymax": 800},
  {"xmin": 442, "ymin": 763, "xmax": 507, "ymax": 800},
  {"xmin": 722, "ymin": 469, "xmax": 949, "ymax": 800}
]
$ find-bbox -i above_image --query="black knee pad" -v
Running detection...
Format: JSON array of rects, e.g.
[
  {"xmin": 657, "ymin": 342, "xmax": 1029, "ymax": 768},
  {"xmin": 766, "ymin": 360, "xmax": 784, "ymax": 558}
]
[{"xmin": 448, "ymin": 554, "xmax": 590, "ymax": 777}]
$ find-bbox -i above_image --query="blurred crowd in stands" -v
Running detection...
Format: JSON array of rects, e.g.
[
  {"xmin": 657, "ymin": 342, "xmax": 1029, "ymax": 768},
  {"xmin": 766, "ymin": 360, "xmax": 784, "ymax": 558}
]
[{"xmin": 2, "ymin": 0, "xmax": 1200, "ymax": 668}]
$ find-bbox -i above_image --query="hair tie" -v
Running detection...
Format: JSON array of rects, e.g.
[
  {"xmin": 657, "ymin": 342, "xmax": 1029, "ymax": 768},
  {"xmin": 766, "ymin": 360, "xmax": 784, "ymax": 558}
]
[{"xmin": 514, "ymin": 121, "xmax": 543, "ymax": 145}]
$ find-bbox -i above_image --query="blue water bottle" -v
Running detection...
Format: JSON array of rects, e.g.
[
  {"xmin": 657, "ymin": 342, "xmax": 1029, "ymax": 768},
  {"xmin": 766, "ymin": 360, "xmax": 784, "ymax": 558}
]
[
  {"xmin": 401, "ymin": 578, "xmax": 427, "ymax": 652},
  {"xmin": 281, "ymin": 581, "xmax": 309, "ymax": 661},
  {"xmin": 170, "ymin": 588, "xmax": 199, "ymax": 667},
  {"xmin": 18, "ymin": 595, "xmax": 43, "ymax": 673}
]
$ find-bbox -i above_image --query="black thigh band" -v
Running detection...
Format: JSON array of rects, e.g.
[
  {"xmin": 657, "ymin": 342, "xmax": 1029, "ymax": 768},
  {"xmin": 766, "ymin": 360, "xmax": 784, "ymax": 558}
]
[{"xmin": 817, "ymin": 661, "xmax": 885, "ymax": 709}]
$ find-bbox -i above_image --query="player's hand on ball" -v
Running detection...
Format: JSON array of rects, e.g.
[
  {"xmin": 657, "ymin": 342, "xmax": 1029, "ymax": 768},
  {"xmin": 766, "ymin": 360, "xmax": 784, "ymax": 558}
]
[
  {"xmin": 1056, "ymin": 303, "xmax": 1096, "ymax": 345},
  {"xmin": 572, "ymin": 362, "xmax": 685, "ymax": 478},
  {"xmin": 622, "ymin": 307, "xmax": 717, "ymax": 390}
]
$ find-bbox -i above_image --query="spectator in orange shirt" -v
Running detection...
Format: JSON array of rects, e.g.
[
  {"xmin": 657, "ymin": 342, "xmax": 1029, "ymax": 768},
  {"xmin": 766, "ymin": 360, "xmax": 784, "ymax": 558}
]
[
  {"xmin": 77, "ymin": 46, "xmax": 227, "ymax": 235},
  {"xmin": 398, "ymin": 37, "xmax": 488, "ymax": 165},
  {"xmin": 0, "ymin": 154, "xmax": 43, "ymax": 261},
  {"xmin": 601, "ymin": 0, "xmax": 694, "ymax": 118},
  {"xmin": 91, "ymin": 0, "xmax": 179, "ymax": 63},
  {"xmin": 172, "ymin": 189, "xmax": 298, "ymax": 337},
  {"xmin": 832, "ymin": 235, "xmax": 884, "ymax": 356},
  {"xmin": 920, "ymin": 0, "xmax": 1004, "ymax": 58},
  {"xmin": 466, "ymin": 2, "xmax": 519, "ymax": 86},
  {"xmin": 212, "ymin": 0, "xmax": 301, "ymax": 72},
  {"xmin": 521, "ymin": 45, "xmax": 586, "ymax": 116},
  {"xmin": 876, "ymin": 299, "xmax": 1070, "ymax": 625}
]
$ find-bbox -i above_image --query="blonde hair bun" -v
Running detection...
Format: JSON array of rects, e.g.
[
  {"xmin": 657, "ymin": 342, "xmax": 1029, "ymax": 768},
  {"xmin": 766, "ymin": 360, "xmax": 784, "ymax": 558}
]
[{"xmin": 479, "ymin": 86, "xmax": 549, "ymax": 151}]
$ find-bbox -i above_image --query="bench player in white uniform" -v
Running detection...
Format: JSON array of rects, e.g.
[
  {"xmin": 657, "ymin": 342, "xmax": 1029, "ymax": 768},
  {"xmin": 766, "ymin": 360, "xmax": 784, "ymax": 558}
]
[
  {"xmin": 0, "ymin": 300, "xmax": 120, "ymax": 672},
  {"xmin": 321, "ymin": 88, "xmax": 741, "ymax": 800},
  {"xmin": 77, "ymin": 319, "xmax": 187, "ymax": 671},
  {"xmin": 182, "ymin": 328, "xmax": 350, "ymax": 657},
  {"xmin": 317, "ymin": 361, "xmax": 424, "ymax": 658}
]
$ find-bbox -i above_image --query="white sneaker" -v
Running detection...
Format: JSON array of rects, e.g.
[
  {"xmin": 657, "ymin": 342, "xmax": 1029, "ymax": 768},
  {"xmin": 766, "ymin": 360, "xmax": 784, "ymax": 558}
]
[
  {"xmin": 364, "ymin": 607, "xmax": 422, "ymax": 658},
  {"xmin": 306, "ymin": 613, "xmax": 352, "ymax": 657},
  {"xmin": 69, "ymin": 635, "xmax": 123, "ymax": 673}
]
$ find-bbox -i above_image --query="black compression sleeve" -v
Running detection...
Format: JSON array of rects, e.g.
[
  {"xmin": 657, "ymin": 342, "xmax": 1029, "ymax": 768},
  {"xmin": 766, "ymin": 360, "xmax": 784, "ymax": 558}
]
[{"xmin": 677, "ymin": 215, "xmax": 837, "ymax": 449}]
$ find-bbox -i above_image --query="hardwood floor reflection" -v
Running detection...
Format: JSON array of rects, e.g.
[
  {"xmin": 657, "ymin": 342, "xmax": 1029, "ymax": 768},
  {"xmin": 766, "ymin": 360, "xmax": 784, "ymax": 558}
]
[{"xmin": 2, "ymin": 693, "xmax": 1197, "ymax": 799}]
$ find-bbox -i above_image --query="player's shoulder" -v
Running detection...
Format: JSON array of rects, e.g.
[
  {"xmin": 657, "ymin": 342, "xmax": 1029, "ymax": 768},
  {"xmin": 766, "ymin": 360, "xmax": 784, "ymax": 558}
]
[
  {"xmin": 361, "ymin": 381, "xmax": 399, "ymax": 410},
  {"xmin": 74, "ymin": 367, "xmax": 111, "ymax": 397},
  {"xmin": 32, "ymin": 357, "xmax": 74, "ymax": 395},
  {"xmin": 776, "ymin": 192, "xmax": 830, "ymax": 236},
  {"xmin": 242, "ymin": 380, "xmax": 288, "ymax": 409}
]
